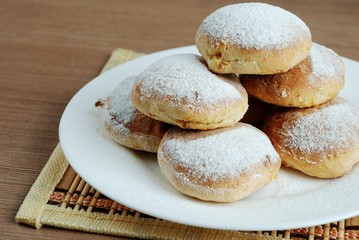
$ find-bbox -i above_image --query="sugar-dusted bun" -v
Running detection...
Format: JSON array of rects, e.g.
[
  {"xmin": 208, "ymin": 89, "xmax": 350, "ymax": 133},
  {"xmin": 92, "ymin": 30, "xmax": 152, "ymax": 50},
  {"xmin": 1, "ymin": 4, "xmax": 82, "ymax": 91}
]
[
  {"xmin": 132, "ymin": 54, "xmax": 248, "ymax": 130},
  {"xmin": 96, "ymin": 76, "xmax": 170, "ymax": 153},
  {"xmin": 241, "ymin": 43, "xmax": 345, "ymax": 108},
  {"xmin": 263, "ymin": 98, "xmax": 359, "ymax": 178},
  {"xmin": 158, "ymin": 122, "xmax": 281, "ymax": 202},
  {"xmin": 195, "ymin": 3, "xmax": 311, "ymax": 74}
]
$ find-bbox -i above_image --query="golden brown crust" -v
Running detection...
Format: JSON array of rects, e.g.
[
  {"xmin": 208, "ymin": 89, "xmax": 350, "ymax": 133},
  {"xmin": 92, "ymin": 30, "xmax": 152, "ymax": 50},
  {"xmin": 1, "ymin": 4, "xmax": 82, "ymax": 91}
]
[
  {"xmin": 125, "ymin": 112, "xmax": 169, "ymax": 138},
  {"xmin": 132, "ymin": 82, "xmax": 248, "ymax": 130},
  {"xmin": 195, "ymin": 33, "xmax": 311, "ymax": 75},
  {"xmin": 241, "ymin": 44, "xmax": 345, "ymax": 108},
  {"xmin": 263, "ymin": 98, "xmax": 359, "ymax": 178},
  {"xmin": 160, "ymin": 158, "xmax": 280, "ymax": 202}
]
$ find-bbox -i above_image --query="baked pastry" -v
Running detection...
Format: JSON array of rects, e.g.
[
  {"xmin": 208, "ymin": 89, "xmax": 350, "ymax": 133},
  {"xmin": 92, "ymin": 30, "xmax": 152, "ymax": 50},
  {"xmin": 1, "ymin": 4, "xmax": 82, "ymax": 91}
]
[
  {"xmin": 263, "ymin": 98, "xmax": 359, "ymax": 178},
  {"xmin": 241, "ymin": 43, "xmax": 345, "ymax": 108},
  {"xmin": 195, "ymin": 2, "xmax": 311, "ymax": 74},
  {"xmin": 96, "ymin": 76, "xmax": 170, "ymax": 153},
  {"xmin": 132, "ymin": 53, "xmax": 248, "ymax": 130},
  {"xmin": 158, "ymin": 122, "xmax": 281, "ymax": 202}
]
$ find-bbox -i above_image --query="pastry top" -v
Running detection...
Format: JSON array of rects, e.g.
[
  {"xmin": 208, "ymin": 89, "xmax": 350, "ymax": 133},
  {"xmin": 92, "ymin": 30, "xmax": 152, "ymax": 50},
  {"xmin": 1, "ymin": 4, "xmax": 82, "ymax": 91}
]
[
  {"xmin": 265, "ymin": 98, "xmax": 359, "ymax": 157},
  {"xmin": 308, "ymin": 43, "xmax": 345, "ymax": 86},
  {"xmin": 135, "ymin": 53, "xmax": 243, "ymax": 113},
  {"xmin": 196, "ymin": 2, "xmax": 311, "ymax": 50},
  {"xmin": 159, "ymin": 122, "xmax": 280, "ymax": 182}
]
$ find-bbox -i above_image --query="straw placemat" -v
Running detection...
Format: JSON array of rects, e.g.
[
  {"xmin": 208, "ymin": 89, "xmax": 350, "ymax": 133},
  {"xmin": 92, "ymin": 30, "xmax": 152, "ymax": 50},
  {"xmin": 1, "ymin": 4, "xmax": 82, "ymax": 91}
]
[{"xmin": 16, "ymin": 48, "xmax": 359, "ymax": 240}]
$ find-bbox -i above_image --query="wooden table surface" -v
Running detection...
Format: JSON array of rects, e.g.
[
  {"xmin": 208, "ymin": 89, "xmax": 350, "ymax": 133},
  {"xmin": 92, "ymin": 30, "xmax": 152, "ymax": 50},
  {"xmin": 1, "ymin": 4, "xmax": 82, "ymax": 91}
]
[{"xmin": 1, "ymin": 0, "xmax": 358, "ymax": 239}]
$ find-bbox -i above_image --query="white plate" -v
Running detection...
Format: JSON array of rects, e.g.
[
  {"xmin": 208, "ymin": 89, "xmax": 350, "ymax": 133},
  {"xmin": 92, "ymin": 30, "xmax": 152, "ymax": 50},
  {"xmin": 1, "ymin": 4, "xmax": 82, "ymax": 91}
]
[{"xmin": 59, "ymin": 45, "xmax": 359, "ymax": 231}]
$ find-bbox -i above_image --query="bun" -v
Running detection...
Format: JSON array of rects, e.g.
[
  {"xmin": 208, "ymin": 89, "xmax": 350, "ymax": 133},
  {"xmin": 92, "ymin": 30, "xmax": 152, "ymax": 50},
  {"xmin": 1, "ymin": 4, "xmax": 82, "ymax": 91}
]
[
  {"xmin": 195, "ymin": 3, "xmax": 311, "ymax": 74},
  {"xmin": 158, "ymin": 122, "xmax": 281, "ymax": 202},
  {"xmin": 132, "ymin": 54, "xmax": 248, "ymax": 130},
  {"xmin": 241, "ymin": 43, "xmax": 345, "ymax": 108},
  {"xmin": 263, "ymin": 98, "xmax": 359, "ymax": 178}
]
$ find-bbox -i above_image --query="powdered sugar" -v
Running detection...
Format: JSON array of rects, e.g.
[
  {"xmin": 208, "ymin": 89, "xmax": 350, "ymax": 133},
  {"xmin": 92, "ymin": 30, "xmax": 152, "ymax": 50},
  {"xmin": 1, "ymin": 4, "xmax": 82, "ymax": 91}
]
[
  {"xmin": 308, "ymin": 43, "xmax": 344, "ymax": 85},
  {"xmin": 104, "ymin": 76, "xmax": 139, "ymax": 132},
  {"xmin": 197, "ymin": 3, "xmax": 310, "ymax": 50},
  {"xmin": 137, "ymin": 54, "xmax": 242, "ymax": 111},
  {"xmin": 281, "ymin": 99, "xmax": 359, "ymax": 155},
  {"xmin": 160, "ymin": 124, "xmax": 280, "ymax": 181}
]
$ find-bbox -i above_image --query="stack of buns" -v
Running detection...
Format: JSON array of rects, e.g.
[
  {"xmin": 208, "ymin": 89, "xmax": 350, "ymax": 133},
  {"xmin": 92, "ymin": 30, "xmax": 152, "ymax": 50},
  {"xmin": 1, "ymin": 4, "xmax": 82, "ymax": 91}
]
[{"xmin": 97, "ymin": 3, "xmax": 359, "ymax": 202}]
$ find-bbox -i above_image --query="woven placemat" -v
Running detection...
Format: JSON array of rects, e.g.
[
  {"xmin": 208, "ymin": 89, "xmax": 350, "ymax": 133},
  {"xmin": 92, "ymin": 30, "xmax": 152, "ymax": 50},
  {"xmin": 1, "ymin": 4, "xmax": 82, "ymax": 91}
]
[{"xmin": 16, "ymin": 48, "xmax": 359, "ymax": 240}]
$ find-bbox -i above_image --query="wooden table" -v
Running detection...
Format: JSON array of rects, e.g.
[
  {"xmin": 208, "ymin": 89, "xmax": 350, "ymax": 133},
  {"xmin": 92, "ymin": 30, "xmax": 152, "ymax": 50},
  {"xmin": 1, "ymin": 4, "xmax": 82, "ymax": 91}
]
[{"xmin": 1, "ymin": 0, "xmax": 358, "ymax": 239}]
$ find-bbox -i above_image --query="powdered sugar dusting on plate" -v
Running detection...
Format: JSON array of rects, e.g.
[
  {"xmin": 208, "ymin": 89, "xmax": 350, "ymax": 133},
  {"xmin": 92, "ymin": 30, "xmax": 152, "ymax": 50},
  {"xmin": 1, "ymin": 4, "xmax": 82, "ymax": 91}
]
[
  {"xmin": 308, "ymin": 43, "xmax": 344, "ymax": 85},
  {"xmin": 282, "ymin": 99, "xmax": 359, "ymax": 155},
  {"xmin": 197, "ymin": 3, "xmax": 310, "ymax": 50},
  {"xmin": 161, "ymin": 124, "xmax": 280, "ymax": 181},
  {"xmin": 104, "ymin": 76, "xmax": 139, "ymax": 132},
  {"xmin": 137, "ymin": 54, "xmax": 242, "ymax": 110}
]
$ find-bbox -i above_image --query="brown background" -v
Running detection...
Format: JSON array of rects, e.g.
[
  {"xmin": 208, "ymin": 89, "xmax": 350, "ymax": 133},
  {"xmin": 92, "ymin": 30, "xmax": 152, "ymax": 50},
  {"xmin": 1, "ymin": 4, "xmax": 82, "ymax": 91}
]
[{"xmin": 1, "ymin": 0, "xmax": 358, "ymax": 239}]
